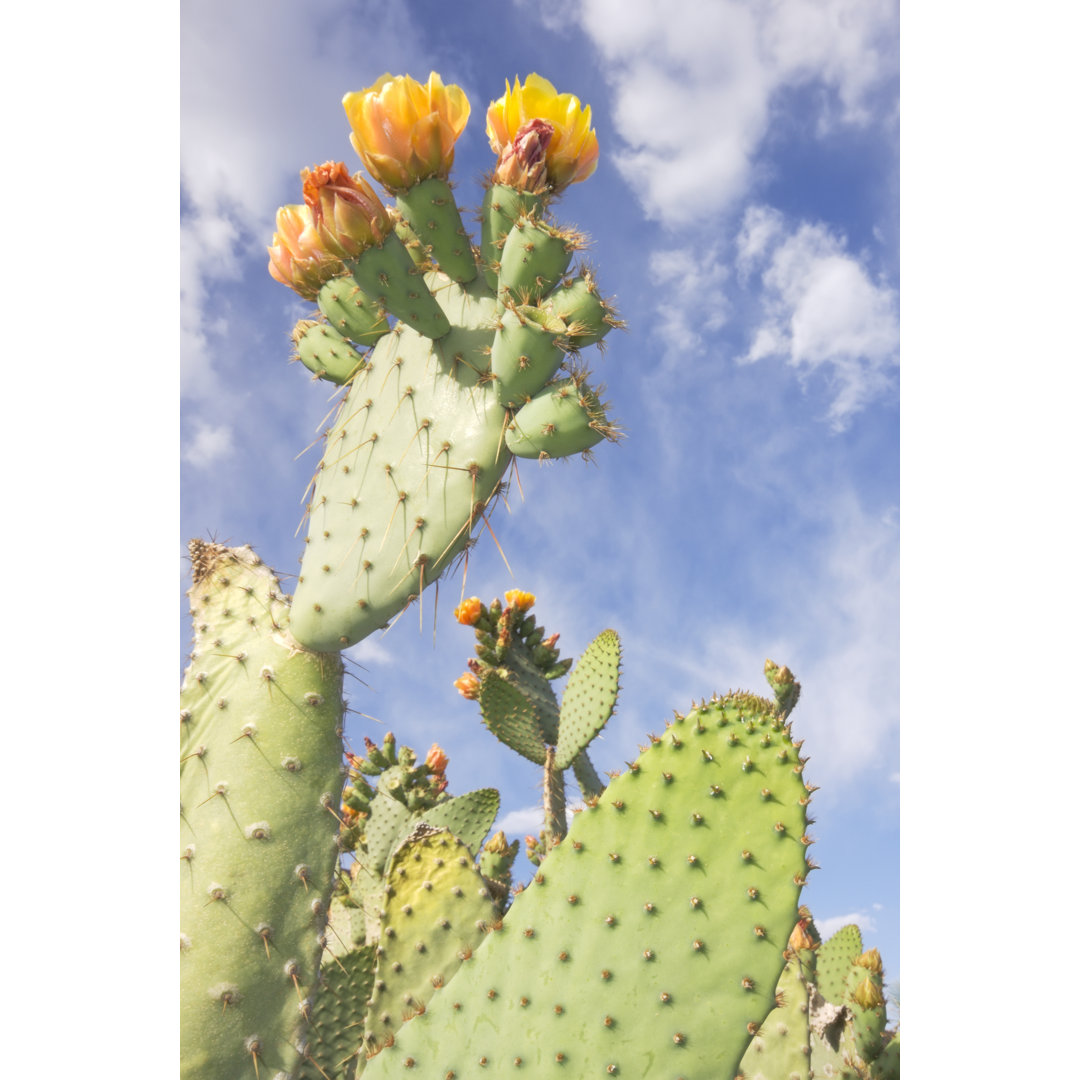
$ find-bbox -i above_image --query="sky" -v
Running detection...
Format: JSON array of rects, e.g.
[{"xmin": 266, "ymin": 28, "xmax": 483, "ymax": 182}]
[{"xmin": 180, "ymin": 0, "xmax": 901, "ymax": 994}]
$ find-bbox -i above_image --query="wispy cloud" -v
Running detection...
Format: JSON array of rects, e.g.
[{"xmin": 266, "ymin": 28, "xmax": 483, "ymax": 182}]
[
  {"xmin": 182, "ymin": 421, "xmax": 235, "ymax": 468},
  {"xmin": 736, "ymin": 207, "xmax": 899, "ymax": 428},
  {"xmin": 816, "ymin": 909, "xmax": 878, "ymax": 940},
  {"xmin": 180, "ymin": 0, "xmax": 425, "ymax": 400},
  {"xmin": 529, "ymin": 0, "xmax": 898, "ymax": 227},
  {"xmin": 494, "ymin": 806, "xmax": 544, "ymax": 836}
]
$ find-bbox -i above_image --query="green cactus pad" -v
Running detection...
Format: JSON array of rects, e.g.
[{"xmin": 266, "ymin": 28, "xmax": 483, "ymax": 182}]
[
  {"xmin": 497, "ymin": 217, "xmax": 578, "ymax": 302},
  {"xmin": 816, "ymin": 924, "xmax": 864, "ymax": 1005},
  {"xmin": 293, "ymin": 319, "xmax": 368, "ymax": 385},
  {"xmin": 553, "ymin": 628, "xmax": 621, "ymax": 770},
  {"xmin": 738, "ymin": 953, "xmax": 812, "ymax": 1080},
  {"xmin": 478, "ymin": 670, "xmax": 549, "ymax": 765},
  {"xmin": 490, "ymin": 302, "xmax": 569, "ymax": 405},
  {"xmin": 289, "ymin": 274, "xmax": 510, "ymax": 651},
  {"xmin": 346, "ymin": 232, "xmax": 450, "ymax": 340},
  {"xmin": 479, "ymin": 184, "xmax": 546, "ymax": 290},
  {"xmin": 846, "ymin": 951, "xmax": 887, "ymax": 1064},
  {"xmin": 360, "ymin": 684, "xmax": 813, "ymax": 1078},
  {"xmin": 406, "ymin": 787, "xmax": 501, "ymax": 855},
  {"xmin": 362, "ymin": 829, "xmax": 501, "ymax": 1057},
  {"xmin": 180, "ymin": 541, "xmax": 345, "ymax": 1080},
  {"xmin": 318, "ymin": 277, "xmax": 392, "ymax": 348},
  {"xmin": 504, "ymin": 376, "xmax": 613, "ymax": 459},
  {"xmin": 546, "ymin": 271, "xmax": 620, "ymax": 348},
  {"xmin": 394, "ymin": 177, "xmax": 478, "ymax": 284},
  {"xmin": 298, "ymin": 944, "xmax": 376, "ymax": 1080}
]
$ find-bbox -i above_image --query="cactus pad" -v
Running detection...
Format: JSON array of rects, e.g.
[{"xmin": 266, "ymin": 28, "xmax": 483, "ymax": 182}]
[
  {"xmin": 179, "ymin": 541, "xmax": 345, "ymax": 1080},
  {"xmin": 360, "ymin": 685, "xmax": 813, "ymax": 1078}
]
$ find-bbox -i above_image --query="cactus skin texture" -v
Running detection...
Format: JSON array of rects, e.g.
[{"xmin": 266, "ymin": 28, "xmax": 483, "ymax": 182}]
[
  {"xmin": 179, "ymin": 541, "xmax": 346, "ymax": 1080},
  {"xmin": 359, "ymin": 678, "xmax": 813, "ymax": 1079}
]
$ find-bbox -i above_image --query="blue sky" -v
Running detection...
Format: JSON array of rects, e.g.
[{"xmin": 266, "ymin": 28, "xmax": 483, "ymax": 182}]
[{"xmin": 181, "ymin": 0, "xmax": 900, "ymax": 993}]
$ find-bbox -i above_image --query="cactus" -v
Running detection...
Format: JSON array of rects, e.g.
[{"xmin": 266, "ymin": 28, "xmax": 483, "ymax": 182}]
[
  {"xmin": 358, "ymin": 675, "xmax": 813, "ymax": 1078},
  {"xmin": 180, "ymin": 68, "xmax": 899, "ymax": 1080},
  {"xmin": 453, "ymin": 592, "xmax": 619, "ymax": 859},
  {"xmin": 179, "ymin": 541, "xmax": 346, "ymax": 1080},
  {"xmin": 266, "ymin": 74, "xmax": 620, "ymax": 653}
]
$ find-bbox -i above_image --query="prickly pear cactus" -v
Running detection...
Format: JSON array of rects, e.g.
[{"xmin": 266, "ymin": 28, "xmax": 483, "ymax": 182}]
[
  {"xmin": 267, "ymin": 74, "xmax": 621, "ymax": 652},
  {"xmin": 360, "ymin": 677, "xmax": 814, "ymax": 1078},
  {"xmin": 454, "ymin": 591, "xmax": 619, "ymax": 856},
  {"xmin": 179, "ymin": 541, "xmax": 346, "ymax": 1080}
]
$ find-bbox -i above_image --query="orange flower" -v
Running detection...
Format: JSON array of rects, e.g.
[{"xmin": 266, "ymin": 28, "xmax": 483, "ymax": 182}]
[
  {"xmin": 301, "ymin": 161, "xmax": 393, "ymax": 258},
  {"xmin": 453, "ymin": 672, "xmax": 481, "ymax": 700},
  {"xmin": 454, "ymin": 597, "xmax": 484, "ymax": 625},
  {"xmin": 344, "ymin": 72, "xmax": 471, "ymax": 193},
  {"xmin": 486, "ymin": 74, "xmax": 599, "ymax": 193},
  {"xmin": 267, "ymin": 203, "xmax": 345, "ymax": 300},
  {"xmin": 425, "ymin": 744, "xmax": 449, "ymax": 774},
  {"xmin": 504, "ymin": 589, "xmax": 535, "ymax": 612}
]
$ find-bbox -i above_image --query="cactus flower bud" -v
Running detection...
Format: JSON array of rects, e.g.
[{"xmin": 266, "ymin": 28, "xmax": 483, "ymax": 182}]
[
  {"xmin": 267, "ymin": 203, "xmax": 345, "ymax": 300},
  {"xmin": 455, "ymin": 597, "xmax": 484, "ymax": 625},
  {"xmin": 852, "ymin": 976, "xmax": 885, "ymax": 1011},
  {"xmin": 486, "ymin": 74, "xmax": 599, "ymax": 193},
  {"xmin": 454, "ymin": 672, "xmax": 481, "ymax": 700},
  {"xmin": 504, "ymin": 589, "xmax": 535, "ymax": 612},
  {"xmin": 484, "ymin": 830, "xmax": 512, "ymax": 855},
  {"xmin": 343, "ymin": 72, "xmax": 471, "ymax": 193},
  {"xmin": 787, "ymin": 918, "xmax": 816, "ymax": 952},
  {"xmin": 855, "ymin": 948, "xmax": 883, "ymax": 974},
  {"xmin": 301, "ymin": 161, "xmax": 393, "ymax": 259}
]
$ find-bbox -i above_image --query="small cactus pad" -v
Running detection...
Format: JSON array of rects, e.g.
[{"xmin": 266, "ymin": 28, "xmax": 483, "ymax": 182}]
[
  {"xmin": 362, "ymin": 830, "xmax": 501, "ymax": 1057},
  {"xmin": 816, "ymin": 924, "xmax": 864, "ymax": 1005},
  {"xmin": 553, "ymin": 628, "xmax": 621, "ymax": 770},
  {"xmin": 180, "ymin": 541, "xmax": 345, "ymax": 1080},
  {"xmin": 478, "ymin": 670, "xmax": 550, "ymax": 765},
  {"xmin": 297, "ymin": 944, "xmax": 376, "ymax": 1080},
  {"xmin": 361, "ymin": 682, "xmax": 813, "ymax": 1078}
]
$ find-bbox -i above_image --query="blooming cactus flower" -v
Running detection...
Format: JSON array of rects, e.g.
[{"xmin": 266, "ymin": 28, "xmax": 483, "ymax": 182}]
[
  {"xmin": 453, "ymin": 672, "xmax": 481, "ymax": 699},
  {"xmin": 266, "ymin": 203, "xmax": 345, "ymax": 300},
  {"xmin": 486, "ymin": 74, "xmax": 599, "ymax": 193},
  {"xmin": 503, "ymin": 589, "xmax": 535, "ymax": 612},
  {"xmin": 425, "ymin": 744, "xmax": 449, "ymax": 774},
  {"xmin": 300, "ymin": 161, "xmax": 393, "ymax": 259},
  {"xmin": 343, "ymin": 72, "xmax": 471, "ymax": 193},
  {"xmin": 454, "ymin": 597, "xmax": 484, "ymax": 625}
]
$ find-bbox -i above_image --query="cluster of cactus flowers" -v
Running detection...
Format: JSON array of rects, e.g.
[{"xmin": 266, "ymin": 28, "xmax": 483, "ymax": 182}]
[{"xmin": 180, "ymin": 69, "xmax": 898, "ymax": 1080}]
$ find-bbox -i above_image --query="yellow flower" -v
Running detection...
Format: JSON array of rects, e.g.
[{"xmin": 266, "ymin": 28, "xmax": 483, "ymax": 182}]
[
  {"xmin": 344, "ymin": 72, "xmax": 471, "ymax": 193},
  {"xmin": 504, "ymin": 589, "xmax": 535, "ymax": 612},
  {"xmin": 267, "ymin": 203, "xmax": 345, "ymax": 300},
  {"xmin": 301, "ymin": 161, "xmax": 393, "ymax": 258},
  {"xmin": 454, "ymin": 597, "xmax": 484, "ymax": 625},
  {"xmin": 486, "ymin": 74, "xmax": 599, "ymax": 193},
  {"xmin": 453, "ymin": 672, "xmax": 481, "ymax": 700}
]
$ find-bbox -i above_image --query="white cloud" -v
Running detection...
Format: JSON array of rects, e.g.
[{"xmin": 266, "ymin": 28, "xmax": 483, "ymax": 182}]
[
  {"xmin": 736, "ymin": 207, "xmax": 898, "ymax": 428},
  {"xmin": 495, "ymin": 806, "xmax": 544, "ymax": 836},
  {"xmin": 533, "ymin": 0, "xmax": 897, "ymax": 226},
  {"xmin": 182, "ymin": 421, "xmax": 235, "ymax": 468},
  {"xmin": 816, "ymin": 909, "xmax": 878, "ymax": 940},
  {"xmin": 648, "ymin": 246, "xmax": 730, "ymax": 363},
  {"xmin": 180, "ymin": 0, "xmax": 425, "ymax": 400}
]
